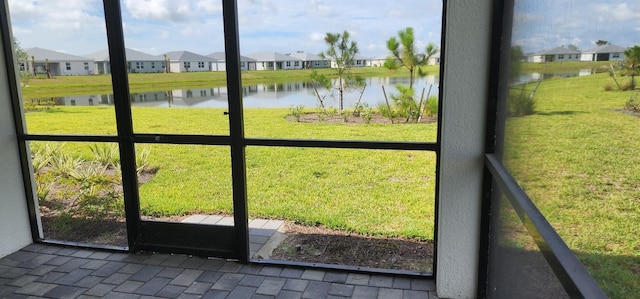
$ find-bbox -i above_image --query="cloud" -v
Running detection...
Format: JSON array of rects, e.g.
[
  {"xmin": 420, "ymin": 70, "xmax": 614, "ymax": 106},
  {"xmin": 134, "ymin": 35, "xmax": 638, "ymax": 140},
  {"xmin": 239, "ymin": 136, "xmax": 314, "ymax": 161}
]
[
  {"xmin": 309, "ymin": 32, "xmax": 325, "ymax": 41},
  {"xmin": 122, "ymin": 0, "xmax": 193, "ymax": 22}
]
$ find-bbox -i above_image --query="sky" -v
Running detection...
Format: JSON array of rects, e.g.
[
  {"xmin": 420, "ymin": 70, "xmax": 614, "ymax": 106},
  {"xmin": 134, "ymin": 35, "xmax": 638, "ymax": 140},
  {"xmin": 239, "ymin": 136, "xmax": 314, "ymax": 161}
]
[
  {"xmin": 8, "ymin": 1, "xmax": 640, "ymax": 58},
  {"xmin": 512, "ymin": 1, "xmax": 640, "ymax": 53},
  {"xmin": 7, "ymin": 0, "xmax": 443, "ymax": 57}
]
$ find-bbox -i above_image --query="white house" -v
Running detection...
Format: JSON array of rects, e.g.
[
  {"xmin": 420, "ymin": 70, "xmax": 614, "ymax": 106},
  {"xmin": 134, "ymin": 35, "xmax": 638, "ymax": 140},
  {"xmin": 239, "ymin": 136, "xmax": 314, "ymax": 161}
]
[
  {"xmin": 580, "ymin": 44, "xmax": 627, "ymax": 62},
  {"xmin": 164, "ymin": 51, "xmax": 216, "ymax": 73},
  {"xmin": 207, "ymin": 52, "xmax": 257, "ymax": 71},
  {"xmin": 428, "ymin": 53, "xmax": 441, "ymax": 65},
  {"xmin": 368, "ymin": 55, "xmax": 390, "ymax": 67},
  {"xmin": 527, "ymin": 46, "xmax": 581, "ymax": 63},
  {"xmin": 246, "ymin": 52, "xmax": 303, "ymax": 70},
  {"xmin": 330, "ymin": 54, "xmax": 369, "ymax": 68},
  {"xmin": 85, "ymin": 48, "xmax": 165, "ymax": 74},
  {"xmin": 288, "ymin": 51, "xmax": 329, "ymax": 69},
  {"xmin": 24, "ymin": 47, "xmax": 94, "ymax": 76}
]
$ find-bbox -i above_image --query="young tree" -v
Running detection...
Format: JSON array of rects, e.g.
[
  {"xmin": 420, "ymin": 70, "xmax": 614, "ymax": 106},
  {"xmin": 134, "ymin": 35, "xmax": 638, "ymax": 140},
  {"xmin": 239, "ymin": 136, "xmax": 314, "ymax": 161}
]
[
  {"xmin": 319, "ymin": 30, "xmax": 359, "ymax": 113},
  {"xmin": 596, "ymin": 40, "xmax": 609, "ymax": 46},
  {"xmin": 13, "ymin": 39, "xmax": 30, "ymax": 84},
  {"xmin": 623, "ymin": 45, "xmax": 640, "ymax": 89},
  {"xmin": 386, "ymin": 27, "xmax": 439, "ymax": 89}
]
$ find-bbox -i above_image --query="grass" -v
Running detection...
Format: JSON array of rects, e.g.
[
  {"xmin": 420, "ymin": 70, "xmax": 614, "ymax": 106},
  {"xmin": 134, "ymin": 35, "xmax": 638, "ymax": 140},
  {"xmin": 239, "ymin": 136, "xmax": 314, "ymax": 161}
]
[
  {"xmin": 26, "ymin": 107, "xmax": 437, "ymax": 240},
  {"xmin": 21, "ymin": 66, "xmax": 438, "ymax": 98},
  {"xmin": 503, "ymin": 72, "xmax": 640, "ymax": 298}
]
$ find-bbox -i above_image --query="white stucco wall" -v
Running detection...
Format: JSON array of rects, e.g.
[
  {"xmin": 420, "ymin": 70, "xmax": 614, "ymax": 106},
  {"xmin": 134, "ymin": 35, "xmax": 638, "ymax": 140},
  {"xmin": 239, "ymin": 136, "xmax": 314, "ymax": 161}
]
[
  {"xmin": 436, "ymin": 1, "xmax": 491, "ymax": 297},
  {"xmin": 0, "ymin": 28, "xmax": 33, "ymax": 258}
]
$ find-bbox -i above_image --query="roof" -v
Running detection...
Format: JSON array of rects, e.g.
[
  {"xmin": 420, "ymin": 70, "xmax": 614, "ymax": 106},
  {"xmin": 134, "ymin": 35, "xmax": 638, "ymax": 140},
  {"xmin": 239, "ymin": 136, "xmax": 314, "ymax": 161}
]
[
  {"xmin": 165, "ymin": 51, "xmax": 215, "ymax": 62},
  {"xmin": 246, "ymin": 52, "xmax": 302, "ymax": 62},
  {"xmin": 583, "ymin": 44, "xmax": 628, "ymax": 54},
  {"xmin": 85, "ymin": 48, "xmax": 164, "ymax": 62},
  {"xmin": 25, "ymin": 47, "xmax": 92, "ymax": 62},
  {"xmin": 206, "ymin": 52, "xmax": 256, "ymax": 62},
  {"xmin": 288, "ymin": 51, "xmax": 325, "ymax": 61},
  {"xmin": 532, "ymin": 46, "xmax": 581, "ymax": 56}
]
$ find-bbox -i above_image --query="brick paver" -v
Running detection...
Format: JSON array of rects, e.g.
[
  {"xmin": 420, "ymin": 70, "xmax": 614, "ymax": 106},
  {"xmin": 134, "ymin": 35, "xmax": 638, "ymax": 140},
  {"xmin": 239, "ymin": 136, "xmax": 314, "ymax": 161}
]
[{"xmin": 0, "ymin": 244, "xmax": 437, "ymax": 298}]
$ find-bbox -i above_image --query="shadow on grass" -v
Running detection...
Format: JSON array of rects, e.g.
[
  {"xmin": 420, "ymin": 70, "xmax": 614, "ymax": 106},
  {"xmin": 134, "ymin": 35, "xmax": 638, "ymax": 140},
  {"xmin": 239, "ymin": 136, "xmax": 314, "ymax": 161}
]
[{"xmin": 535, "ymin": 110, "xmax": 584, "ymax": 116}]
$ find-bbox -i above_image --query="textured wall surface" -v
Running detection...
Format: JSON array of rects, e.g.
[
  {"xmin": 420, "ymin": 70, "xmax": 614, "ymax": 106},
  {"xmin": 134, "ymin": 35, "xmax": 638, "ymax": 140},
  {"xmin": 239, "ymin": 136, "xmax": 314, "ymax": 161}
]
[
  {"xmin": 437, "ymin": 1, "xmax": 492, "ymax": 297},
  {"xmin": 0, "ymin": 16, "xmax": 32, "ymax": 258}
]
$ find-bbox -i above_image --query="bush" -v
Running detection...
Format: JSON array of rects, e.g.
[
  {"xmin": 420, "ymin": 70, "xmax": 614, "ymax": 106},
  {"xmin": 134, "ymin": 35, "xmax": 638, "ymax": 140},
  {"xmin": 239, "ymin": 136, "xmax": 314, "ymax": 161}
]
[
  {"xmin": 604, "ymin": 83, "xmax": 613, "ymax": 91},
  {"xmin": 624, "ymin": 92, "xmax": 640, "ymax": 112},
  {"xmin": 391, "ymin": 85, "xmax": 419, "ymax": 122},
  {"xmin": 289, "ymin": 105, "xmax": 305, "ymax": 122},
  {"xmin": 620, "ymin": 79, "xmax": 635, "ymax": 91},
  {"xmin": 423, "ymin": 96, "xmax": 439, "ymax": 117},
  {"xmin": 508, "ymin": 88, "xmax": 536, "ymax": 116}
]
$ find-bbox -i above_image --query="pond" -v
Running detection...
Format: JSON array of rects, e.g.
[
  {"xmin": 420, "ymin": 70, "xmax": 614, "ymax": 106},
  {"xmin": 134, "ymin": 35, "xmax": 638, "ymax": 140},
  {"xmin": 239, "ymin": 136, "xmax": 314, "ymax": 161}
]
[
  {"xmin": 31, "ymin": 76, "xmax": 439, "ymax": 109},
  {"xmin": 515, "ymin": 69, "xmax": 596, "ymax": 84}
]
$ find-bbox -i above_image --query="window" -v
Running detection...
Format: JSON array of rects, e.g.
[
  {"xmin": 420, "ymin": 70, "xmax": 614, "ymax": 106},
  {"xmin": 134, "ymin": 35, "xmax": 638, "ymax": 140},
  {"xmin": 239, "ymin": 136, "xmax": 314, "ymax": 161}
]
[
  {"xmin": 286, "ymin": 61, "xmax": 291, "ymax": 67},
  {"xmin": 184, "ymin": 62, "xmax": 191, "ymax": 69},
  {"xmin": 65, "ymin": 62, "xmax": 71, "ymax": 70},
  {"xmin": 294, "ymin": 61, "xmax": 299, "ymax": 67},
  {"xmin": 612, "ymin": 53, "xmax": 620, "ymax": 58},
  {"xmin": 558, "ymin": 54, "xmax": 564, "ymax": 59},
  {"xmin": 136, "ymin": 62, "xmax": 143, "ymax": 69},
  {"xmin": 198, "ymin": 61, "xmax": 205, "ymax": 68},
  {"xmin": 84, "ymin": 62, "xmax": 89, "ymax": 70},
  {"xmin": 151, "ymin": 62, "xmax": 155, "ymax": 69}
]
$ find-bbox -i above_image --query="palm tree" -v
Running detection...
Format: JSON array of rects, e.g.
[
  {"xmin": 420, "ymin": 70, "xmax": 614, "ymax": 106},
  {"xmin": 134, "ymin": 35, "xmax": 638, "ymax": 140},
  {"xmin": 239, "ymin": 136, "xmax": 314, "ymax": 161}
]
[{"xmin": 623, "ymin": 46, "xmax": 640, "ymax": 89}]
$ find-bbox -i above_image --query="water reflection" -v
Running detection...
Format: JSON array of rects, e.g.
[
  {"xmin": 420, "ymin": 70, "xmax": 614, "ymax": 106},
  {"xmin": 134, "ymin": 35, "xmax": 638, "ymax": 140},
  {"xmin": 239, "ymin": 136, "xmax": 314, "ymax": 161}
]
[
  {"xmin": 515, "ymin": 69, "xmax": 595, "ymax": 84},
  {"xmin": 29, "ymin": 76, "xmax": 439, "ymax": 109}
]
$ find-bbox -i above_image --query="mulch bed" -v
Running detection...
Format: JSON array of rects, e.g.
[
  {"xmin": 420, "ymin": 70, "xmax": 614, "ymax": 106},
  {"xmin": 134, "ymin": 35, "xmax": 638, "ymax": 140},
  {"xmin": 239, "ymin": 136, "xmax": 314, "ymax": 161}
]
[{"xmin": 271, "ymin": 222, "xmax": 433, "ymax": 272}]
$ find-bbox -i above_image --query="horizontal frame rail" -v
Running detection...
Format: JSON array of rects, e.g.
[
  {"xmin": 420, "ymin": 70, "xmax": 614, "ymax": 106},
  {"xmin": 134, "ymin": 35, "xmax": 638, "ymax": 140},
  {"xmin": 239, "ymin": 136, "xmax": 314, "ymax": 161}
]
[
  {"xmin": 485, "ymin": 154, "xmax": 606, "ymax": 298},
  {"xmin": 21, "ymin": 134, "xmax": 439, "ymax": 151}
]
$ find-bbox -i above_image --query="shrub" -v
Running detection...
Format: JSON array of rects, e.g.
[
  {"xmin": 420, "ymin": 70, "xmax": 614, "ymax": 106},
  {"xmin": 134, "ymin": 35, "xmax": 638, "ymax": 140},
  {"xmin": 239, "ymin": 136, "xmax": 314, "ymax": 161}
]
[
  {"xmin": 360, "ymin": 103, "xmax": 373, "ymax": 124},
  {"xmin": 89, "ymin": 143, "xmax": 119, "ymax": 167},
  {"xmin": 423, "ymin": 96, "xmax": 439, "ymax": 117},
  {"xmin": 604, "ymin": 83, "xmax": 613, "ymax": 91},
  {"xmin": 508, "ymin": 88, "xmax": 536, "ymax": 117},
  {"xmin": 620, "ymin": 80, "xmax": 635, "ymax": 91},
  {"xmin": 36, "ymin": 182, "xmax": 52, "ymax": 201},
  {"xmin": 50, "ymin": 154, "xmax": 84, "ymax": 177},
  {"xmin": 136, "ymin": 147, "xmax": 152, "ymax": 176},
  {"xmin": 377, "ymin": 102, "xmax": 393, "ymax": 119},
  {"xmin": 290, "ymin": 105, "xmax": 305, "ymax": 122},
  {"xmin": 391, "ymin": 85, "xmax": 419, "ymax": 122},
  {"xmin": 624, "ymin": 92, "xmax": 640, "ymax": 112}
]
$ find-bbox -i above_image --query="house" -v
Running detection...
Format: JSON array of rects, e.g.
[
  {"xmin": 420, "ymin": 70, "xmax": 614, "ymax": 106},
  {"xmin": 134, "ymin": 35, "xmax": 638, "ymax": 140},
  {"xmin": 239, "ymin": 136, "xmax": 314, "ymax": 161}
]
[
  {"xmin": 246, "ymin": 52, "xmax": 303, "ymax": 70},
  {"xmin": 527, "ymin": 46, "xmax": 581, "ymax": 63},
  {"xmin": 428, "ymin": 53, "xmax": 441, "ymax": 65},
  {"xmin": 85, "ymin": 48, "xmax": 165, "ymax": 74},
  {"xmin": 368, "ymin": 55, "xmax": 390, "ymax": 67},
  {"xmin": 164, "ymin": 51, "xmax": 216, "ymax": 73},
  {"xmin": 288, "ymin": 51, "xmax": 329, "ymax": 69},
  {"xmin": 24, "ymin": 47, "xmax": 94, "ymax": 76},
  {"xmin": 330, "ymin": 54, "xmax": 370, "ymax": 68},
  {"xmin": 580, "ymin": 44, "xmax": 627, "ymax": 61},
  {"xmin": 207, "ymin": 52, "xmax": 257, "ymax": 71}
]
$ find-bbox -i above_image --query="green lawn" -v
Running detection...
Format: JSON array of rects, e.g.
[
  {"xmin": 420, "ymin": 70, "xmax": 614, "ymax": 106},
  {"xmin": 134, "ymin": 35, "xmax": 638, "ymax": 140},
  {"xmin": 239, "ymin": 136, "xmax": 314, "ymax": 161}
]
[
  {"xmin": 26, "ymin": 107, "xmax": 437, "ymax": 240},
  {"xmin": 504, "ymin": 72, "xmax": 640, "ymax": 298}
]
